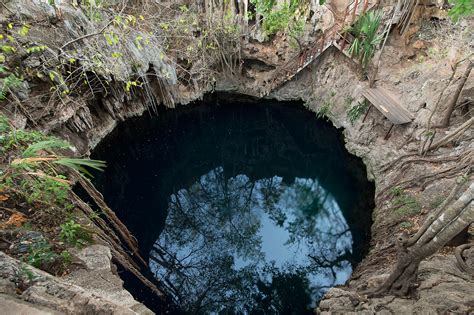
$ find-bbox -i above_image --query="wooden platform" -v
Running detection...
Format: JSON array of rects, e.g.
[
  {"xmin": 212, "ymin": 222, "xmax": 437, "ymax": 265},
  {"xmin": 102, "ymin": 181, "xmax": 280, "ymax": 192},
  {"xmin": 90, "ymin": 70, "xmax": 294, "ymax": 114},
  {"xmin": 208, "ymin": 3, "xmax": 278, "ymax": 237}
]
[{"xmin": 362, "ymin": 86, "xmax": 414, "ymax": 124}]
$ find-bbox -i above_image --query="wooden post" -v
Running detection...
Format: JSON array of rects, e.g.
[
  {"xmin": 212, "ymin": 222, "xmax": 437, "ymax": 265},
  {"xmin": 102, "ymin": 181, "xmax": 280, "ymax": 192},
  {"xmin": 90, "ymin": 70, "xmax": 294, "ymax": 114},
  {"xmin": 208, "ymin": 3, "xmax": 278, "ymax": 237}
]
[
  {"xmin": 363, "ymin": 0, "xmax": 369, "ymax": 14},
  {"xmin": 342, "ymin": 1, "xmax": 351, "ymax": 25},
  {"xmin": 384, "ymin": 123, "xmax": 394, "ymax": 140},
  {"xmin": 358, "ymin": 104, "xmax": 372, "ymax": 131},
  {"xmin": 351, "ymin": 0, "xmax": 359, "ymax": 23},
  {"xmin": 340, "ymin": 33, "xmax": 348, "ymax": 51}
]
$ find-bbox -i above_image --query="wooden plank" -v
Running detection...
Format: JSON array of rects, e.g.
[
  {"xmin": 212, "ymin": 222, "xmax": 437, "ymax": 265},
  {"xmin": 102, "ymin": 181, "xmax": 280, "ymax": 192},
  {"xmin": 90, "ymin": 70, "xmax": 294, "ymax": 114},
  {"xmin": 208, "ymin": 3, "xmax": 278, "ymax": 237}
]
[
  {"xmin": 370, "ymin": 88, "xmax": 407, "ymax": 120},
  {"xmin": 364, "ymin": 89, "xmax": 408, "ymax": 124},
  {"xmin": 363, "ymin": 87, "xmax": 413, "ymax": 124},
  {"xmin": 362, "ymin": 87, "xmax": 413, "ymax": 124},
  {"xmin": 363, "ymin": 90, "xmax": 406, "ymax": 124},
  {"xmin": 380, "ymin": 87, "xmax": 414, "ymax": 120},
  {"xmin": 372, "ymin": 87, "xmax": 413, "ymax": 122}
]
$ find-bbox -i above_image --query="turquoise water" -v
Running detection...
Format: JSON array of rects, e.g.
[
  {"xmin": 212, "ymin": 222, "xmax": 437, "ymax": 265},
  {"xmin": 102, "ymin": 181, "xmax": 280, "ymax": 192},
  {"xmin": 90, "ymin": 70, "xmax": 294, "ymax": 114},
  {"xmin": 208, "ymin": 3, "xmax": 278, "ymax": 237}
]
[{"xmin": 92, "ymin": 96, "xmax": 374, "ymax": 314}]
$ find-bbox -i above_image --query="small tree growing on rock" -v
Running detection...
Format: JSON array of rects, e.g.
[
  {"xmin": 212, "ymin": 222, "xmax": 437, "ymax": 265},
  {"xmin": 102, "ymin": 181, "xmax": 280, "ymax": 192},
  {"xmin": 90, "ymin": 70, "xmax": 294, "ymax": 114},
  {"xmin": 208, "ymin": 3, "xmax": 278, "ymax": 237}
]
[
  {"xmin": 369, "ymin": 175, "xmax": 473, "ymax": 296},
  {"xmin": 436, "ymin": 60, "xmax": 473, "ymax": 128}
]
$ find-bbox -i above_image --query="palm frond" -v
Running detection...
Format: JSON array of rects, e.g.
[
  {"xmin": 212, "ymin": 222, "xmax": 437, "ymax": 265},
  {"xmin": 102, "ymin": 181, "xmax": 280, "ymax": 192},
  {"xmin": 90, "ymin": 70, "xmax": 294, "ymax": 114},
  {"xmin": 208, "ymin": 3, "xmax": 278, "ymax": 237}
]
[
  {"xmin": 53, "ymin": 158, "xmax": 106, "ymax": 177},
  {"xmin": 348, "ymin": 10, "xmax": 383, "ymax": 69},
  {"xmin": 22, "ymin": 139, "xmax": 70, "ymax": 158}
]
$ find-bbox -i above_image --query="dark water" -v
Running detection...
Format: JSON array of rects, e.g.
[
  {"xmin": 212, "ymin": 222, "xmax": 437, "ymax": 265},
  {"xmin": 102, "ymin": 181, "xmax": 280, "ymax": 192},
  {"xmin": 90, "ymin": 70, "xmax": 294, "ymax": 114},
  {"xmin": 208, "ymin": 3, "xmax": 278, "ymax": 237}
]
[{"xmin": 91, "ymin": 95, "xmax": 375, "ymax": 314}]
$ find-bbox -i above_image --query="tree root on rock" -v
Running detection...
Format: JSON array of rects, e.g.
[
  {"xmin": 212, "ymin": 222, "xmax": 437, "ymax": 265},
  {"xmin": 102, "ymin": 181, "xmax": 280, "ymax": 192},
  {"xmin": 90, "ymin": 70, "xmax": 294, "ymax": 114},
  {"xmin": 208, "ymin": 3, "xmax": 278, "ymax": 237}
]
[
  {"xmin": 455, "ymin": 243, "xmax": 474, "ymax": 277},
  {"xmin": 368, "ymin": 179, "xmax": 474, "ymax": 297},
  {"xmin": 376, "ymin": 151, "xmax": 473, "ymax": 202}
]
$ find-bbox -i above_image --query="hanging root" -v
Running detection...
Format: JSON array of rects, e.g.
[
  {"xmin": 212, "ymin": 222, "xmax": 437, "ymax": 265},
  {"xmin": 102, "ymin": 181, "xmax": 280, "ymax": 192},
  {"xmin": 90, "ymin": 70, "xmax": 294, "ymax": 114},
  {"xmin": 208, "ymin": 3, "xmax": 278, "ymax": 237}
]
[
  {"xmin": 72, "ymin": 190, "xmax": 166, "ymax": 299},
  {"xmin": 76, "ymin": 174, "xmax": 147, "ymax": 267}
]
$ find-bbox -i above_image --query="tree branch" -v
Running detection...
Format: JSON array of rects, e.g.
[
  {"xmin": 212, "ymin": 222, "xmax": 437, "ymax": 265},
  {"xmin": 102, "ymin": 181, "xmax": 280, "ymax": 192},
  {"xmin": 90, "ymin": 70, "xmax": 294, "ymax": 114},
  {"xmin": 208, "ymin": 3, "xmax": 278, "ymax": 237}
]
[{"xmin": 60, "ymin": 0, "xmax": 127, "ymax": 51}]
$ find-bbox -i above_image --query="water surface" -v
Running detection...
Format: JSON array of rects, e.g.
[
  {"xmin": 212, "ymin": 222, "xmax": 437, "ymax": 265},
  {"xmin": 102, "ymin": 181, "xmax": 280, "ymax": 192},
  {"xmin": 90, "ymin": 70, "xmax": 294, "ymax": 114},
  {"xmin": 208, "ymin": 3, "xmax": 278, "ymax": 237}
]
[{"xmin": 92, "ymin": 96, "xmax": 374, "ymax": 314}]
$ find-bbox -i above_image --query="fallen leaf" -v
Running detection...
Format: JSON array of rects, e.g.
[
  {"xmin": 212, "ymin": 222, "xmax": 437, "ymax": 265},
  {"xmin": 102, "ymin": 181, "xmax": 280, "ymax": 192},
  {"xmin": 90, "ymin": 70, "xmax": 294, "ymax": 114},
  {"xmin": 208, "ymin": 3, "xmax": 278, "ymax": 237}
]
[{"xmin": 0, "ymin": 213, "xmax": 27, "ymax": 228}]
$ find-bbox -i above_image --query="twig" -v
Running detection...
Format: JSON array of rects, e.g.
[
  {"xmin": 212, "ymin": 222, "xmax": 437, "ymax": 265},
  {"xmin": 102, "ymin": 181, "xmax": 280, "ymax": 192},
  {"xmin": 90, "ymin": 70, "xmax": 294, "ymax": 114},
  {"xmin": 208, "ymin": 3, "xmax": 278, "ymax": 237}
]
[
  {"xmin": 1, "ymin": 3, "xmax": 15, "ymax": 15},
  {"xmin": 60, "ymin": 19, "xmax": 115, "ymax": 51},
  {"xmin": 60, "ymin": 0, "xmax": 127, "ymax": 51},
  {"xmin": 0, "ymin": 206, "xmax": 24, "ymax": 215}
]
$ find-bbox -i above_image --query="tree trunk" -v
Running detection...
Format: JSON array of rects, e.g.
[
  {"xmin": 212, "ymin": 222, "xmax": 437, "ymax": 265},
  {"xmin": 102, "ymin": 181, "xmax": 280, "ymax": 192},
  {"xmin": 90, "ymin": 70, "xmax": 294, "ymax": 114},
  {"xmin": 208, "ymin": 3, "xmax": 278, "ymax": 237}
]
[
  {"xmin": 370, "ymin": 180, "xmax": 474, "ymax": 297},
  {"xmin": 437, "ymin": 61, "xmax": 473, "ymax": 128},
  {"xmin": 427, "ymin": 117, "xmax": 474, "ymax": 153}
]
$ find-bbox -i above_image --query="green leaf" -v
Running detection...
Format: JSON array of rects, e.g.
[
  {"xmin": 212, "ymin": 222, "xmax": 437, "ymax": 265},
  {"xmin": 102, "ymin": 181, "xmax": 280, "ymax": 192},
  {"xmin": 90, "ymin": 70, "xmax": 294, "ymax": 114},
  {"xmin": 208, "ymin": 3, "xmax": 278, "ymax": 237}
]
[
  {"xmin": 53, "ymin": 158, "xmax": 106, "ymax": 177},
  {"xmin": 22, "ymin": 139, "xmax": 70, "ymax": 158},
  {"xmin": 18, "ymin": 24, "xmax": 30, "ymax": 37},
  {"xmin": 448, "ymin": 0, "xmax": 474, "ymax": 21},
  {"xmin": 0, "ymin": 45, "xmax": 16, "ymax": 54},
  {"xmin": 26, "ymin": 45, "xmax": 48, "ymax": 54}
]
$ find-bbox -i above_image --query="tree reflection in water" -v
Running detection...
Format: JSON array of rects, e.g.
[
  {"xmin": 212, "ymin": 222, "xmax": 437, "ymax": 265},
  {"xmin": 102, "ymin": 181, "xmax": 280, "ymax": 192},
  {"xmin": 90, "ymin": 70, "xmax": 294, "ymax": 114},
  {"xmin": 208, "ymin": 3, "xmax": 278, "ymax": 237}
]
[{"xmin": 150, "ymin": 166, "xmax": 353, "ymax": 314}]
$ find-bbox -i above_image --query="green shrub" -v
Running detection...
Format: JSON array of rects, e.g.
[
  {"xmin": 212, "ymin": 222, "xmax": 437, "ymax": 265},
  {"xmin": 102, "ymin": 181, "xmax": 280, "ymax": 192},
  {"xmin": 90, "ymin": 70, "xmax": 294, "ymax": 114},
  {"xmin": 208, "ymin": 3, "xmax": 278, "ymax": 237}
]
[
  {"xmin": 0, "ymin": 73, "xmax": 23, "ymax": 101},
  {"xmin": 0, "ymin": 114, "xmax": 10, "ymax": 133},
  {"xmin": 448, "ymin": 0, "xmax": 474, "ymax": 21},
  {"xmin": 399, "ymin": 221, "xmax": 414, "ymax": 229},
  {"xmin": 251, "ymin": 0, "xmax": 304, "ymax": 36},
  {"xmin": 14, "ymin": 263, "xmax": 37, "ymax": 291},
  {"xmin": 0, "ymin": 128, "xmax": 51, "ymax": 152},
  {"xmin": 347, "ymin": 100, "xmax": 369, "ymax": 124},
  {"xmin": 17, "ymin": 263, "xmax": 36, "ymax": 282},
  {"xmin": 60, "ymin": 250, "xmax": 73, "ymax": 268},
  {"xmin": 26, "ymin": 241, "xmax": 57, "ymax": 268},
  {"xmin": 60, "ymin": 220, "xmax": 92, "ymax": 247},
  {"xmin": 348, "ymin": 10, "xmax": 383, "ymax": 69},
  {"xmin": 316, "ymin": 99, "xmax": 332, "ymax": 119}
]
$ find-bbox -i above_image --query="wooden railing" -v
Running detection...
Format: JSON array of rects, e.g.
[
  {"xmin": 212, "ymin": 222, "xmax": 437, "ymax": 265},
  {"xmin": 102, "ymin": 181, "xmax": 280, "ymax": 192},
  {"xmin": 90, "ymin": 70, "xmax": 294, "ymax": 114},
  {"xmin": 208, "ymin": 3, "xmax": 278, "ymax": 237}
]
[{"xmin": 264, "ymin": 0, "xmax": 375, "ymax": 95}]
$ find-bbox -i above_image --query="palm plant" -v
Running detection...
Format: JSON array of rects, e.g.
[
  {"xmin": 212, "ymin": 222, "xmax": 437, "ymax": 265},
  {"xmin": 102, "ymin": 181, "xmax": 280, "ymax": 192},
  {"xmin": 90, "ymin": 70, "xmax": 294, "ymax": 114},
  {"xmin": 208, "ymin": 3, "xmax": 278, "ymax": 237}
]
[
  {"xmin": 12, "ymin": 139, "xmax": 106, "ymax": 178},
  {"xmin": 348, "ymin": 10, "xmax": 384, "ymax": 70}
]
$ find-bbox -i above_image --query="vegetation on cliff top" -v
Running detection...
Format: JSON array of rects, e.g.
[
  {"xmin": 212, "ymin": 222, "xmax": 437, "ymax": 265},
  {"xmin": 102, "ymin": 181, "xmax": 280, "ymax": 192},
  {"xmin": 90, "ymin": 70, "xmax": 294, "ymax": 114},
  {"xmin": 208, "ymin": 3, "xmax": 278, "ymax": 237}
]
[{"xmin": 0, "ymin": 114, "xmax": 102, "ymax": 276}]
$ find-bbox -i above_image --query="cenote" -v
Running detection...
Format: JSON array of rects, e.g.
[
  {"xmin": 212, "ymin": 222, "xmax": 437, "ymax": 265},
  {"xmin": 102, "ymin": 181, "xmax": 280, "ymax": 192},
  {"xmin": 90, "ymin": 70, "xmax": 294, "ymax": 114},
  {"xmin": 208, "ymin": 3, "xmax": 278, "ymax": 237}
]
[{"xmin": 91, "ymin": 94, "xmax": 375, "ymax": 314}]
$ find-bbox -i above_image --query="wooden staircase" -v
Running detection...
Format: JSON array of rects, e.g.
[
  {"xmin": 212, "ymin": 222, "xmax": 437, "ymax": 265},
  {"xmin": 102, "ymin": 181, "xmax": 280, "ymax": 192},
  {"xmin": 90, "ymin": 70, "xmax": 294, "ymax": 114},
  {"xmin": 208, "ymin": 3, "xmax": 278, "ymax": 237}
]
[{"xmin": 265, "ymin": 0, "xmax": 376, "ymax": 95}]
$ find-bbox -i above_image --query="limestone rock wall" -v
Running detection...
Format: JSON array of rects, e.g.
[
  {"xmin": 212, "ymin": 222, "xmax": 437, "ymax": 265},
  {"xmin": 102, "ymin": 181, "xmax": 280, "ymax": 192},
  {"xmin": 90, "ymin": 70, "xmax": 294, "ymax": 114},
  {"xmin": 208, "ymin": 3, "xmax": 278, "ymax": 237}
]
[{"xmin": 0, "ymin": 247, "xmax": 153, "ymax": 314}]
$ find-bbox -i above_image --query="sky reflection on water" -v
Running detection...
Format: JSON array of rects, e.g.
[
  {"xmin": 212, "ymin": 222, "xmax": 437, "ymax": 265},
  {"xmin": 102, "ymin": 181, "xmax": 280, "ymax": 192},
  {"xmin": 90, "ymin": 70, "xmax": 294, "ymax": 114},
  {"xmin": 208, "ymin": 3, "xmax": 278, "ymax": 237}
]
[
  {"xmin": 150, "ymin": 167, "xmax": 353, "ymax": 314},
  {"xmin": 91, "ymin": 99, "xmax": 375, "ymax": 314}
]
